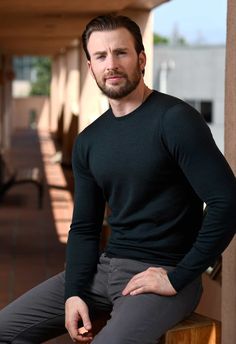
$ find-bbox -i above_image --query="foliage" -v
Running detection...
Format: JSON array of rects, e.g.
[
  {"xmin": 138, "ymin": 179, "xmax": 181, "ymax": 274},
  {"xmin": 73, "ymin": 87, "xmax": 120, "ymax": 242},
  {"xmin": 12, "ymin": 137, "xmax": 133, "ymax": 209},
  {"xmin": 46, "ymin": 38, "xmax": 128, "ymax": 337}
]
[
  {"xmin": 30, "ymin": 57, "xmax": 51, "ymax": 96},
  {"xmin": 177, "ymin": 37, "xmax": 187, "ymax": 45},
  {"xmin": 153, "ymin": 33, "xmax": 169, "ymax": 45},
  {"xmin": 154, "ymin": 33, "xmax": 187, "ymax": 46}
]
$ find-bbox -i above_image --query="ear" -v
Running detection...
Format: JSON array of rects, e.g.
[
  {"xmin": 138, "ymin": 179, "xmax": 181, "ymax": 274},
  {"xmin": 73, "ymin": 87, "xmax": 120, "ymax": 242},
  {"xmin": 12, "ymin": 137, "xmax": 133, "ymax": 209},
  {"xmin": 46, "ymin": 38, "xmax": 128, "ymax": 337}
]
[{"xmin": 139, "ymin": 51, "xmax": 146, "ymax": 72}]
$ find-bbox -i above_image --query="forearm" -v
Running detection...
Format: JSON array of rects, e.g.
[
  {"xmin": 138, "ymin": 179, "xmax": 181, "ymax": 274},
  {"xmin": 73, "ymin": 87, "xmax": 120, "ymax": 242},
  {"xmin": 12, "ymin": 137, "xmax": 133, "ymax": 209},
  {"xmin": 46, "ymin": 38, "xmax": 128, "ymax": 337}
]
[
  {"xmin": 168, "ymin": 202, "xmax": 236, "ymax": 291},
  {"xmin": 65, "ymin": 192, "xmax": 105, "ymax": 300},
  {"xmin": 65, "ymin": 229, "xmax": 101, "ymax": 300},
  {"xmin": 167, "ymin": 149, "xmax": 236, "ymax": 291},
  {"xmin": 163, "ymin": 103, "xmax": 236, "ymax": 291},
  {"xmin": 65, "ymin": 135, "xmax": 105, "ymax": 300}
]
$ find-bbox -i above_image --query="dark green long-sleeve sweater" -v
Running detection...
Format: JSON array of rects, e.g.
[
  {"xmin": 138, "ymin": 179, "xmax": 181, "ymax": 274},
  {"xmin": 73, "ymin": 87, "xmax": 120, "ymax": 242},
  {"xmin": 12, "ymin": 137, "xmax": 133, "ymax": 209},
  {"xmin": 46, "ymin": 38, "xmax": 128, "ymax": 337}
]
[{"xmin": 65, "ymin": 91, "xmax": 236, "ymax": 300}]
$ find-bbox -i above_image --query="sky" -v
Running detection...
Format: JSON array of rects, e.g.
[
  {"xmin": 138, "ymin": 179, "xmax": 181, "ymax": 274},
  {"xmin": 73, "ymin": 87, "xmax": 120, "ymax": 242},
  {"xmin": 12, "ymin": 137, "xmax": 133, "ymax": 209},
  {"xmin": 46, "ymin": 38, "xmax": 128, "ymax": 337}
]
[{"xmin": 153, "ymin": 0, "xmax": 227, "ymax": 45}]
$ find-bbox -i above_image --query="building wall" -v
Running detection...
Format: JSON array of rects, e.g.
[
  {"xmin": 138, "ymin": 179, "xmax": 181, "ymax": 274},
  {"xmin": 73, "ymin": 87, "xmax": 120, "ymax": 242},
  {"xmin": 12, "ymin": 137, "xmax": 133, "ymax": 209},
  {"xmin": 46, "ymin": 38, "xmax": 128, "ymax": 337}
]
[
  {"xmin": 153, "ymin": 45, "xmax": 225, "ymax": 151},
  {"xmin": 12, "ymin": 80, "xmax": 31, "ymax": 98},
  {"xmin": 12, "ymin": 96, "xmax": 49, "ymax": 130}
]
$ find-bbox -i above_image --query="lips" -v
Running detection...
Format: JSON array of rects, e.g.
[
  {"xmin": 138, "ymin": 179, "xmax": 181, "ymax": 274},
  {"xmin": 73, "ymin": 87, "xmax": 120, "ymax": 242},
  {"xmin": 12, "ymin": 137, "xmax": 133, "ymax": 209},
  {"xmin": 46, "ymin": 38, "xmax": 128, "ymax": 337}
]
[
  {"xmin": 104, "ymin": 72, "xmax": 126, "ymax": 81},
  {"xmin": 106, "ymin": 75, "xmax": 122, "ymax": 80},
  {"xmin": 105, "ymin": 75, "xmax": 124, "ymax": 82}
]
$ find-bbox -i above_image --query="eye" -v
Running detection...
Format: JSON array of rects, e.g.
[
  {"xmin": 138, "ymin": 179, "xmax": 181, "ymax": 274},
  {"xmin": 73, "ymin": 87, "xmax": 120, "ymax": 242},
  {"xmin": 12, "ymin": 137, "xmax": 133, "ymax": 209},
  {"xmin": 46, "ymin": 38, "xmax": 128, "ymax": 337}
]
[
  {"xmin": 96, "ymin": 55, "xmax": 106, "ymax": 60},
  {"xmin": 117, "ymin": 51, "xmax": 126, "ymax": 56}
]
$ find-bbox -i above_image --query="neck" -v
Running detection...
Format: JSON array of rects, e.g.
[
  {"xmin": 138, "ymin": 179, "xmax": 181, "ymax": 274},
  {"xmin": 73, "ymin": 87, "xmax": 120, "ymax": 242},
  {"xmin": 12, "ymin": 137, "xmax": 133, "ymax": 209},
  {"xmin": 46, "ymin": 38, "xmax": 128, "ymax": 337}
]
[{"xmin": 109, "ymin": 82, "xmax": 152, "ymax": 117}]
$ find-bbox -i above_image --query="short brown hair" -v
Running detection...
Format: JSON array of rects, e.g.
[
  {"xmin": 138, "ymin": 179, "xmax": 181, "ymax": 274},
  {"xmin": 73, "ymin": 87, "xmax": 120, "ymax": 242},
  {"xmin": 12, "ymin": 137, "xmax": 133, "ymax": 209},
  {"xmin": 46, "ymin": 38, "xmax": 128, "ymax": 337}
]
[{"xmin": 82, "ymin": 15, "xmax": 145, "ymax": 61}]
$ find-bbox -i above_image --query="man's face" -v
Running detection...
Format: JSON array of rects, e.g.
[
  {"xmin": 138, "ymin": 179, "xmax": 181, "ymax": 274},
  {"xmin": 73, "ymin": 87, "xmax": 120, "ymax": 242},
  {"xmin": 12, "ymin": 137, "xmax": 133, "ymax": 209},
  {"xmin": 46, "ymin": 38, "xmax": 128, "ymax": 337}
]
[{"xmin": 87, "ymin": 28, "xmax": 146, "ymax": 99}]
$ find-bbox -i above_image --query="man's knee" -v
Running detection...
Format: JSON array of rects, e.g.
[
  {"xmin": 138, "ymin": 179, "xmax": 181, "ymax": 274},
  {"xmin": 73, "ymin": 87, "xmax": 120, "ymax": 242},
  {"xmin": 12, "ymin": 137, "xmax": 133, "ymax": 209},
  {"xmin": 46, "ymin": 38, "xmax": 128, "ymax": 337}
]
[{"xmin": 0, "ymin": 311, "xmax": 15, "ymax": 343}]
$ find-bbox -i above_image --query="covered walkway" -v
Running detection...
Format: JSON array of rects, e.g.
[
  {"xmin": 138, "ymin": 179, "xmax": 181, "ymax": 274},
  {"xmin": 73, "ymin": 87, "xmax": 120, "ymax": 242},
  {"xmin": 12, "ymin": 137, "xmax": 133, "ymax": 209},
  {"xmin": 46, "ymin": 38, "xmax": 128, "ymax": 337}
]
[
  {"xmin": 0, "ymin": 0, "xmax": 236, "ymax": 342},
  {"xmin": 0, "ymin": 128, "xmax": 73, "ymax": 343}
]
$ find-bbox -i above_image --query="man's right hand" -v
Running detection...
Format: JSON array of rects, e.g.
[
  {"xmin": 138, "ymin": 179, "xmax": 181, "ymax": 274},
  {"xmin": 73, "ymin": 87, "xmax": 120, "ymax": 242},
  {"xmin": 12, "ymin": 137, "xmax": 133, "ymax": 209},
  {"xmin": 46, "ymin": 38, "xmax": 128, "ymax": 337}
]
[{"xmin": 65, "ymin": 296, "xmax": 93, "ymax": 343}]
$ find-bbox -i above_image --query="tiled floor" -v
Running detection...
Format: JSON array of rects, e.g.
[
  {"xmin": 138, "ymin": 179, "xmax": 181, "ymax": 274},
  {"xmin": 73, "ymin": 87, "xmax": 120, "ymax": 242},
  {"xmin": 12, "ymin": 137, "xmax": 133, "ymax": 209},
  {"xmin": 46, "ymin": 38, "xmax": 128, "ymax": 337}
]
[{"xmin": 0, "ymin": 128, "xmax": 73, "ymax": 343}]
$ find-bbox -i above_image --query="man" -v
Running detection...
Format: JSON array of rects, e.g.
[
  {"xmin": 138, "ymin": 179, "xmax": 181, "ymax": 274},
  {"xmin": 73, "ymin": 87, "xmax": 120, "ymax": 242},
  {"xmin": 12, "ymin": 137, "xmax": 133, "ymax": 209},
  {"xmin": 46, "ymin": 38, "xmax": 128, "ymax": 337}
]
[{"xmin": 0, "ymin": 15, "xmax": 235, "ymax": 344}]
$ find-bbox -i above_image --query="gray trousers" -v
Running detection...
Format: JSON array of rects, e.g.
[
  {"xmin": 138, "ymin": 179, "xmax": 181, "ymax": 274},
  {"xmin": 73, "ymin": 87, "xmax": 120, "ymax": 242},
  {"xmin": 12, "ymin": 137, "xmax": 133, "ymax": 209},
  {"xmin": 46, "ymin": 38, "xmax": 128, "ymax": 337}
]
[{"xmin": 0, "ymin": 254, "xmax": 203, "ymax": 344}]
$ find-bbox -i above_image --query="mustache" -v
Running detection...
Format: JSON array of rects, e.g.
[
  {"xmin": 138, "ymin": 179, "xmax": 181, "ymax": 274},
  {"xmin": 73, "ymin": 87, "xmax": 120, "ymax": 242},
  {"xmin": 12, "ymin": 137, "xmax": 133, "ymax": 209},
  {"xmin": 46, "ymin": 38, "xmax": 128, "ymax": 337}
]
[{"xmin": 104, "ymin": 70, "xmax": 127, "ymax": 79}]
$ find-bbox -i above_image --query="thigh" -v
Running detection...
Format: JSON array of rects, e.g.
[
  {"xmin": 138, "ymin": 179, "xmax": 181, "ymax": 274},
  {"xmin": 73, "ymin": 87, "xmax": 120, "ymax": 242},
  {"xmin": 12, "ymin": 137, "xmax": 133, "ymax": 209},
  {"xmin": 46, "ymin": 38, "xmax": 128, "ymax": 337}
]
[
  {"xmin": 92, "ymin": 263, "xmax": 202, "ymax": 344},
  {"xmin": 0, "ymin": 271, "xmax": 66, "ymax": 343},
  {"xmin": 0, "ymin": 261, "xmax": 113, "ymax": 344}
]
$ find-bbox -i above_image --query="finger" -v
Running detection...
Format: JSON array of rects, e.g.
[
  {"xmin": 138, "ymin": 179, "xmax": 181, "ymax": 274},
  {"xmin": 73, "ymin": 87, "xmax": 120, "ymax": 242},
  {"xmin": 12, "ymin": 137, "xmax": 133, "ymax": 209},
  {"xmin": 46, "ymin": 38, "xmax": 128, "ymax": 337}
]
[
  {"xmin": 69, "ymin": 328, "xmax": 93, "ymax": 343},
  {"xmin": 122, "ymin": 279, "xmax": 142, "ymax": 295},
  {"xmin": 123, "ymin": 272, "xmax": 149, "ymax": 293},
  {"xmin": 122, "ymin": 281, "xmax": 134, "ymax": 295},
  {"xmin": 78, "ymin": 326, "xmax": 93, "ymax": 340},
  {"xmin": 129, "ymin": 270, "xmax": 147, "ymax": 281},
  {"xmin": 71, "ymin": 334, "xmax": 93, "ymax": 343},
  {"xmin": 130, "ymin": 286, "xmax": 147, "ymax": 296},
  {"xmin": 80, "ymin": 307, "xmax": 92, "ymax": 331},
  {"xmin": 78, "ymin": 326, "xmax": 90, "ymax": 336},
  {"xmin": 66, "ymin": 318, "xmax": 80, "ymax": 342},
  {"xmin": 76, "ymin": 333, "xmax": 93, "ymax": 343},
  {"xmin": 122, "ymin": 268, "xmax": 154, "ymax": 296}
]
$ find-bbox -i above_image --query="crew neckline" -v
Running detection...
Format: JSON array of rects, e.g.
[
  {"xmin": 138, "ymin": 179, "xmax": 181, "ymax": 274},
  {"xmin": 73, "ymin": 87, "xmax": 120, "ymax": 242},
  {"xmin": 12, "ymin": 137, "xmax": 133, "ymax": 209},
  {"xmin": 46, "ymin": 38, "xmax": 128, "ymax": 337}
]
[{"xmin": 109, "ymin": 90, "xmax": 155, "ymax": 121}]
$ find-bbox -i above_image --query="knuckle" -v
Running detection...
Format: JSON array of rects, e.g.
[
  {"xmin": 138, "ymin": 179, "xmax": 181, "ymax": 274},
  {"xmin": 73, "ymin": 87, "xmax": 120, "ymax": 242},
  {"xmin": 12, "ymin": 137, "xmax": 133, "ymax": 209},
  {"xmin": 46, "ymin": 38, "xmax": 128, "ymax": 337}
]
[{"xmin": 65, "ymin": 320, "xmax": 72, "ymax": 331}]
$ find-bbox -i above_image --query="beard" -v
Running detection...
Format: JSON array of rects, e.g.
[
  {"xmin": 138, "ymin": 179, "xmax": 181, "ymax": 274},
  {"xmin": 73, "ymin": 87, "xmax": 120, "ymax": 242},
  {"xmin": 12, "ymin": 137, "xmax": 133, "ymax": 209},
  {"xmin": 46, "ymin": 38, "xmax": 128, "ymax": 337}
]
[{"xmin": 91, "ymin": 62, "xmax": 142, "ymax": 99}]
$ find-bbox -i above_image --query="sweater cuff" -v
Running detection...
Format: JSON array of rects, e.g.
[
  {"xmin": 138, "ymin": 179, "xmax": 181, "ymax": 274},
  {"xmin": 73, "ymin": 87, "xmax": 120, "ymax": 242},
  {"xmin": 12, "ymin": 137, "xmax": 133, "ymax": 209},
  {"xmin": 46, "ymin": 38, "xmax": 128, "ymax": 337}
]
[{"xmin": 167, "ymin": 267, "xmax": 199, "ymax": 292}]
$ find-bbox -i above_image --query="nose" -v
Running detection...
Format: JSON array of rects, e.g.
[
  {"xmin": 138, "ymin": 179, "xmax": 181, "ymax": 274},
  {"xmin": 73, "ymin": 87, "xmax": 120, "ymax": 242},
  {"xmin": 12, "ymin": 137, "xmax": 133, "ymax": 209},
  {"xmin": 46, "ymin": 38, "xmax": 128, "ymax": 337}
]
[{"xmin": 106, "ymin": 54, "xmax": 118, "ymax": 71}]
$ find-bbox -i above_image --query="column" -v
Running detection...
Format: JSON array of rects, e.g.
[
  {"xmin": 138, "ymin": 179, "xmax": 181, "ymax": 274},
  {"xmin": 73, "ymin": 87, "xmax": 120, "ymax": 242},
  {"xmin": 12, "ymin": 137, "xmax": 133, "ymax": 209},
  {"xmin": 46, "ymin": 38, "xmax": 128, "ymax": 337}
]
[
  {"xmin": 61, "ymin": 45, "xmax": 80, "ymax": 165},
  {"xmin": 50, "ymin": 56, "xmax": 60, "ymax": 133},
  {"xmin": 1, "ymin": 55, "xmax": 13, "ymax": 150},
  {"xmin": 79, "ymin": 44, "xmax": 106, "ymax": 132},
  {"xmin": 222, "ymin": 0, "xmax": 236, "ymax": 343}
]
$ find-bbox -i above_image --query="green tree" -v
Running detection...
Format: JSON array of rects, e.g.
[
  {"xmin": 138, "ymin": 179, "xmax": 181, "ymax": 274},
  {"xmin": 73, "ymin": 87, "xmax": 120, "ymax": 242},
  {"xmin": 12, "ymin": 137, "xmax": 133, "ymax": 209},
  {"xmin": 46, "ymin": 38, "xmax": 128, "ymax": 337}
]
[
  {"xmin": 154, "ymin": 33, "xmax": 187, "ymax": 46},
  {"xmin": 30, "ymin": 57, "xmax": 51, "ymax": 96},
  {"xmin": 176, "ymin": 37, "xmax": 187, "ymax": 45},
  {"xmin": 153, "ymin": 33, "xmax": 169, "ymax": 45}
]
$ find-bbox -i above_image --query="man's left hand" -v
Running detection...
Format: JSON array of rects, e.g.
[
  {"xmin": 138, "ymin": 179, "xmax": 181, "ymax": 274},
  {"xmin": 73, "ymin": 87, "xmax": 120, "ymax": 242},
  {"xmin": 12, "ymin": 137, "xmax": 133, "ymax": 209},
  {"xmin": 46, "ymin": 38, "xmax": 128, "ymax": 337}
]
[{"xmin": 122, "ymin": 267, "xmax": 177, "ymax": 297}]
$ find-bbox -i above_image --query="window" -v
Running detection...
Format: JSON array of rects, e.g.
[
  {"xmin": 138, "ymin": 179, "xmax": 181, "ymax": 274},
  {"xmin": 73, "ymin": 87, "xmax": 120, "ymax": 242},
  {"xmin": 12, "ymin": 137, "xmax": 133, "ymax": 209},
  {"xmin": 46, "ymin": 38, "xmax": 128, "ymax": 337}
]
[
  {"xmin": 13, "ymin": 56, "xmax": 37, "ymax": 81},
  {"xmin": 201, "ymin": 101, "xmax": 212, "ymax": 123},
  {"xmin": 185, "ymin": 99, "xmax": 213, "ymax": 123}
]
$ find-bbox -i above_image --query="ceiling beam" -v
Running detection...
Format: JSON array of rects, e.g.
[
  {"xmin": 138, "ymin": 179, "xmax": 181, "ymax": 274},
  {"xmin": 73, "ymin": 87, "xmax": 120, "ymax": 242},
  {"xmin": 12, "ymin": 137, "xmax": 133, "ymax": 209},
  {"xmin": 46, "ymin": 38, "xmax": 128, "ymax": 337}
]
[
  {"xmin": 0, "ymin": 0, "xmax": 134, "ymax": 15},
  {"xmin": 0, "ymin": 37, "xmax": 74, "ymax": 56},
  {"xmin": 128, "ymin": 0, "xmax": 170, "ymax": 10},
  {"xmin": 0, "ymin": 0, "xmax": 170, "ymax": 55},
  {"xmin": 0, "ymin": 15, "xmax": 89, "ymax": 38}
]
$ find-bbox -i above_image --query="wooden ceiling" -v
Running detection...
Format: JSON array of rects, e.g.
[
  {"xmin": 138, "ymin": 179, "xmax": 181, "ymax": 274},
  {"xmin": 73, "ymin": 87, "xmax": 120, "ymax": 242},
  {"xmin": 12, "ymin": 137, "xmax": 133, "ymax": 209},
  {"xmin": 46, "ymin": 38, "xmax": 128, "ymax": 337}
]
[{"xmin": 0, "ymin": 0, "xmax": 169, "ymax": 56}]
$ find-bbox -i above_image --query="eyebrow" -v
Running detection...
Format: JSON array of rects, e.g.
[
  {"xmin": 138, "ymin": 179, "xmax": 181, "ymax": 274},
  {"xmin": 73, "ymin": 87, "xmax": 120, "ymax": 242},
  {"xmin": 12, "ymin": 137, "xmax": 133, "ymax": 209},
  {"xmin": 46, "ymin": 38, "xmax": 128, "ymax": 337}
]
[
  {"xmin": 92, "ymin": 51, "xmax": 106, "ymax": 57},
  {"xmin": 92, "ymin": 47, "xmax": 129, "ymax": 57}
]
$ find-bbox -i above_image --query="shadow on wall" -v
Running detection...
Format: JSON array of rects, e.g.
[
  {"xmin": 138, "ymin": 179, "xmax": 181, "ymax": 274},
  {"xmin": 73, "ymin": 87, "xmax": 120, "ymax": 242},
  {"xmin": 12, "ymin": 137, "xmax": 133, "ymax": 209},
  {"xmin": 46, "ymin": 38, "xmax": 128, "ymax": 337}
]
[
  {"xmin": 12, "ymin": 96, "xmax": 50, "ymax": 130},
  {"xmin": 53, "ymin": 107, "xmax": 79, "ymax": 168}
]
